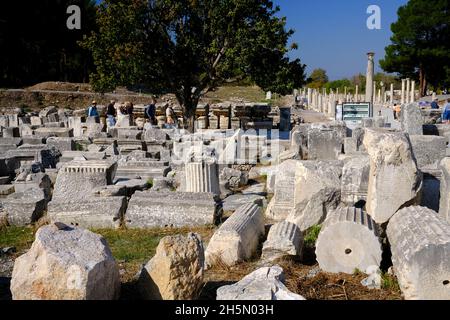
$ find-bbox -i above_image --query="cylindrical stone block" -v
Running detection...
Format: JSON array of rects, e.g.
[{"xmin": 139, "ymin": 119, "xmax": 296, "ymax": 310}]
[
  {"xmin": 262, "ymin": 221, "xmax": 303, "ymax": 261},
  {"xmin": 316, "ymin": 206, "xmax": 382, "ymax": 274},
  {"xmin": 387, "ymin": 206, "xmax": 450, "ymax": 300}
]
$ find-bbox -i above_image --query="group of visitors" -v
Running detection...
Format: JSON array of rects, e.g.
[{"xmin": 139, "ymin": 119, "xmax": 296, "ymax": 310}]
[
  {"xmin": 391, "ymin": 98, "xmax": 450, "ymax": 124},
  {"xmin": 87, "ymin": 97, "xmax": 178, "ymax": 128}
]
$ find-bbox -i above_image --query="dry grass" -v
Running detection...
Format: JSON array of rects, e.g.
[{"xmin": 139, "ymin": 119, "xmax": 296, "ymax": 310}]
[{"xmin": 277, "ymin": 257, "xmax": 403, "ymax": 300}]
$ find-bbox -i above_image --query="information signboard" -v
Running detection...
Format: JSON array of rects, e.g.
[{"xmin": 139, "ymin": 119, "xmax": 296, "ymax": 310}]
[{"xmin": 336, "ymin": 102, "xmax": 372, "ymax": 128}]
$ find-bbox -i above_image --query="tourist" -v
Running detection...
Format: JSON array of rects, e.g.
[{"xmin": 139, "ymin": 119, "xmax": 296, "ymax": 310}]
[
  {"xmin": 125, "ymin": 101, "xmax": 134, "ymax": 116},
  {"xmin": 394, "ymin": 103, "xmax": 401, "ymax": 120},
  {"xmin": 144, "ymin": 98, "xmax": 157, "ymax": 125},
  {"xmin": 165, "ymin": 104, "xmax": 176, "ymax": 128},
  {"xmin": 87, "ymin": 100, "xmax": 100, "ymax": 122},
  {"xmin": 106, "ymin": 100, "xmax": 117, "ymax": 127},
  {"xmin": 443, "ymin": 98, "xmax": 450, "ymax": 124},
  {"xmin": 431, "ymin": 99, "xmax": 439, "ymax": 109}
]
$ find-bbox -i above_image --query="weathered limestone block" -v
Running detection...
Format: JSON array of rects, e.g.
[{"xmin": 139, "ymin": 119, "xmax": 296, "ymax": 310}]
[
  {"xmin": 185, "ymin": 161, "xmax": 220, "ymax": 195},
  {"xmin": 126, "ymin": 191, "xmax": 222, "ymax": 228},
  {"xmin": 216, "ymin": 266, "xmax": 305, "ymax": 300},
  {"xmin": 0, "ymin": 184, "xmax": 15, "ymax": 196},
  {"xmin": 11, "ymin": 223, "xmax": 120, "ymax": 300},
  {"xmin": 2, "ymin": 188, "xmax": 47, "ymax": 226},
  {"xmin": 115, "ymin": 159, "xmax": 171, "ymax": 180},
  {"xmin": 440, "ymin": 158, "xmax": 450, "ymax": 223},
  {"xmin": 34, "ymin": 127, "xmax": 74, "ymax": 138},
  {"xmin": 316, "ymin": 207, "xmax": 382, "ymax": 274},
  {"xmin": 341, "ymin": 156, "xmax": 370, "ymax": 206},
  {"xmin": 48, "ymin": 196, "xmax": 127, "ymax": 229},
  {"xmin": 52, "ymin": 160, "xmax": 118, "ymax": 201},
  {"xmin": 363, "ymin": 129, "xmax": 422, "ymax": 224},
  {"xmin": 142, "ymin": 127, "xmax": 169, "ymax": 143},
  {"xmin": 286, "ymin": 160, "xmax": 343, "ymax": 231},
  {"xmin": 46, "ymin": 137, "xmax": 76, "ymax": 152},
  {"xmin": 409, "ymin": 135, "xmax": 446, "ymax": 170},
  {"xmin": 266, "ymin": 160, "xmax": 297, "ymax": 221},
  {"xmin": 387, "ymin": 206, "xmax": 450, "ymax": 300},
  {"xmin": 401, "ymin": 103, "xmax": 424, "ymax": 135},
  {"xmin": 219, "ymin": 167, "xmax": 249, "ymax": 190},
  {"xmin": 307, "ymin": 128, "xmax": 342, "ymax": 160},
  {"xmin": 205, "ymin": 203, "xmax": 264, "ymax": 267},
  {"xmin": 13, "ymin": 172, "xmax": 52, "ymax": 200},
  {"xmin": 262, "ymin": 221, "xmax": 303, "ymax": 261},
  {"xmin": 138, "ymin": 233, "xmax": 204, "ymax": 300}
]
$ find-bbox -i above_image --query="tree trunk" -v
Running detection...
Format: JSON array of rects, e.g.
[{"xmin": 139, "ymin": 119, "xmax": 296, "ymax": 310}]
[
  {"xmin": 419, "ymin": 66, "xmax": 427, "ymax": 97},
  {"xmin": 185, "ymin": 114, "xmax": 195, "ymax": 133}
]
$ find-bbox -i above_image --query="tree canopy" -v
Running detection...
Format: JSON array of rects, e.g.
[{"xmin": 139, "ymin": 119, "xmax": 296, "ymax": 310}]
[
  {"xmin": 0, "ymin": 0, "xmax": 97, "ymax": 88},
  {"xmin": 380, "ymin": 0, "xmax": 450, "ymax": 96},
  {"xmin": 306, "ymin": 69, "xmax": 328, "ymax": 89},
  {"xmin": 82, "ymin": 0, "xmax": 306, "ymax": 130}
]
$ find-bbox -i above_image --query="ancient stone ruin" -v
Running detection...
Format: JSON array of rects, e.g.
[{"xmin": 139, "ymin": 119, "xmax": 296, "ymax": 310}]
[{"xmin": 1, "ymin": 88, "xmax": 450, "ymax": 301}]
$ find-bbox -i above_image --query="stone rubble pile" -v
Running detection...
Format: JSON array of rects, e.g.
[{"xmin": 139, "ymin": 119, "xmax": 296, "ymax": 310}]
[{"xmin": 3, "ymin": 99, "xmax": 450, "ymax": 300}]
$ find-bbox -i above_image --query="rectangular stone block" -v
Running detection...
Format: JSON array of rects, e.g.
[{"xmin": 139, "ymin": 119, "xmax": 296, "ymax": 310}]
[
  {"xmin": 125, "ymin": 191, "xmax": 222, "ymax": 228},
  {"xmin": 308, "ymin": 129, "xmax": 342, "ymax": 160},
  {"xmin": 2, "ymin": 188, "xmax": 47, "ymax": 226},
  {"xmin": 409, "ymin": 135, "xmax": 446, "ymax": 170},
  {"xmin": 34, "ymin": 127, "xmax": 74, "ymax": 138},
  {"xmin": 48, "ymin": 196, "xmax": 126, "ymax": 229},
  {"xmin": 46, "ymin": 137, "xmax": 76, "ymax": 152},
  {"xmin": 52, "ymin": 160, "xmax": 118, "ymax": 201}
]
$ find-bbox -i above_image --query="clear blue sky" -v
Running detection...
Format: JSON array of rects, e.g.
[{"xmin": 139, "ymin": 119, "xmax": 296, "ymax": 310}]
[{"xmin": 275, "ymin": 0, "xmax": 409, "ymax": 80}]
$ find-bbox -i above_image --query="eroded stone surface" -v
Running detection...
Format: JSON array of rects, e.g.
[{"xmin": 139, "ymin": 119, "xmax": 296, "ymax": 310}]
[
  {"xmin": 216, "ymin": 266, "xmax": 305, "ymax": 300},
  {"xmin": 387, "ymin": 206, "xmax": 450, "ymax": 300},
  {"xmin": 138, "ymin": 233, "xmax": 204, "ymax": 300},
  {"xmin": 316, "ymin": 207, "xmax": 382, "ymax": 274},
  {"xmin": 205, "ymin": 203, "xmax": 264, "ymax": 266},
  {"xmin": 363, "ymin": 129, "xmax": 422, "ymax": 224},
  {"xmin": 10, "ymin": 224, "xmax": 120, "ymax": 300}
]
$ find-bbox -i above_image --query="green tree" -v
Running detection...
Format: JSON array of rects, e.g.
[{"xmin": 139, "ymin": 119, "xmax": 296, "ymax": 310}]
[
  {"xmin": 82, "ymin": 0, "xmax": 306, "ymax": 131},
  {"xmin": 324, "ymin": 79, "xmax": 352, "ymax": 92},
  {"xmin": 380, "ymin": 0, "xmax": 450, "ymax": 96},
  {"xmin": 307, "ymin": 68, "xmax": 328, "ymax": 89}
]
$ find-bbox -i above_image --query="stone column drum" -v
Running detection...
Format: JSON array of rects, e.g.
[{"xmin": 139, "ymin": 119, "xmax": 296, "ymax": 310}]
[
  {"xmin": 387, "ymin": 206, "xmax": 450, "ymax": 300},
  {"xmin": 185, "ymin": 161, "xmax": 220, "ymax": 195},
  {"xmin": 315, "ymin": 206, "xmax": 382, "ymax": 274}
]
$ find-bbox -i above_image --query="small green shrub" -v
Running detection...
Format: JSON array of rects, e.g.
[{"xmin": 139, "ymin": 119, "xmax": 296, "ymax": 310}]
[
  {"xmin": 304, "ymin": 225, "xmax": 321, "ymax": 248},
  {"xmin": 146, "ymin": 178, "xmax": 154, "ymax": 188},
  {"xmin": 381, "ymin": 273, "xmax": 401, "ymax": 291}
]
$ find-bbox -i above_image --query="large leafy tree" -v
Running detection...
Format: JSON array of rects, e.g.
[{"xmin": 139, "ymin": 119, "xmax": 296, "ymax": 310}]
[
  {"xmin": 81, "ymin": 0, "xmax": 306, "ymax": 131},
  {"xmin": 0, "ymin": 0, "xmax": 97, "ymax": 87},
  {"xmin": 380, "ymin": 0, "xmax": 450, "ymax": 96},
  {"xmin": 306, "ymin": 69, "xmax": 328, "ymax": 89}
]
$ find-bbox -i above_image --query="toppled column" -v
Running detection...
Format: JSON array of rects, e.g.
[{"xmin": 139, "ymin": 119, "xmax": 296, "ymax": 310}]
[
  {"xmin": 216, "ymin": 266, "xmax": 305, "ymax": 300},
  {"xmin": 386, "ymin": 206, "xmax": 450, "ymax": 300},
  {"xmin": 261, "ymin": 221, "xmax": 303, "ymax": 262},
  {"xmin": 439, "ymin": 158, "xmax": 450, "ymax": 223},
  {"xmin": 205, "ymin": 203, "xmax": 264, "ymax": 267},
  {"xmin": 185, "ymin": 160, "xmax": 220, "ymax": 195},
  {"xmin": 286, "ymin": 160, "xmax": 342, "ymax": 231},
  {"xmin": 316, "ymin": 207, "xmax": 382, "ymax": 274},
  {"xmin": 363, "ymin": 129, "xmax": 422, "ymax": 224}
]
